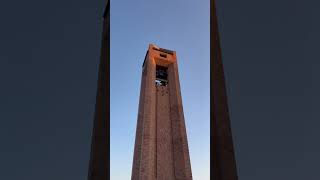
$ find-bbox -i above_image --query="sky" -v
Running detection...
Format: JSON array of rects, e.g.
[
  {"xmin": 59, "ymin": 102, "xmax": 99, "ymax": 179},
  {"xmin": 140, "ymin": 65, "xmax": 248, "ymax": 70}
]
[
  {"xmin": 110, "ymin": 0, "xmax": 210, "ymax": 180},
  {"xmin": 0, "ymin": 0, "xmax": 319, "ymax": 180}
]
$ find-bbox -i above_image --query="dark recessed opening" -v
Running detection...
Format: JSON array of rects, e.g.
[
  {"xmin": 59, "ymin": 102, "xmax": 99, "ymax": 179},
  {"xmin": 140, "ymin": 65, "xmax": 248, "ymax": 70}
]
[
  {"xmin": 155, "ymin": 65, "xmax": 168, "ymax": 86},
  {"xmin": 152, "ymin": 47, "xmax": 174, "ymax": 55},
  {"xmin": 160, "ymin": 53, "xmax": 167, "ymax": 58}
]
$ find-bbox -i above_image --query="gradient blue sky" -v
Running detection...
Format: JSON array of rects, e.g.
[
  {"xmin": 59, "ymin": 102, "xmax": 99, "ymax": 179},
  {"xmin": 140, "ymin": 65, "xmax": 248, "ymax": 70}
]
[{"xmin": 110, "ymin": 0, "xmax": 210, "ymax": 179}]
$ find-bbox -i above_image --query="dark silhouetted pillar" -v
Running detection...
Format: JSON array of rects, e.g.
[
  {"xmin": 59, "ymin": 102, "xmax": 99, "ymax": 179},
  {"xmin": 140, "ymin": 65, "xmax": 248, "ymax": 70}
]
[
  {"xmin": 211, "ymin": 0, "xmax": 239, "ymax": 180},
  {"xmin": 87, "ymin": 1, "xmax": 109, "ymax": 180}
]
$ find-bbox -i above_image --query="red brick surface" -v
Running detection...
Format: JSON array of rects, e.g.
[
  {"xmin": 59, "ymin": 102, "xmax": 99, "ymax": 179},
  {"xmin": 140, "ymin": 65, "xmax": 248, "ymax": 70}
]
[{"xmin": 131, "ymin": 44, "xmax": 192, "ymax": 180}]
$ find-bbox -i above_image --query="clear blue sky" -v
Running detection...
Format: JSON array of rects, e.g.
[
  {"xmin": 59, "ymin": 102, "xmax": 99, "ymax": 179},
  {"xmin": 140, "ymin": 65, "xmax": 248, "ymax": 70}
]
[{"xmin": 110, "ymin": 0, "xmax": 210, "ymax": 179}]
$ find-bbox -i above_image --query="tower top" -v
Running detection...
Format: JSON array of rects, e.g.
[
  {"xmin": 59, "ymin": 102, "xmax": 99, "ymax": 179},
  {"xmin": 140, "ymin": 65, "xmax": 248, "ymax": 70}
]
[
  {"xmin": 148, "ymin": 44, "xmax": 175, "ymax": 55},
  {"xmin": 143, "ymin": 44, "xmax": 177, "ymax": 68}
]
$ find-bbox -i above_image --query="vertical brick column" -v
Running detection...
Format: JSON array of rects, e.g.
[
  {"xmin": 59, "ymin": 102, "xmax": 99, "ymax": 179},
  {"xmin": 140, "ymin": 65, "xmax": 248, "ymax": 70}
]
[
  {"xmin": 168, "ymin": 62, "xmax": 192, "ymax": 180},
  {"xmin": 139, "ymin": 56, "xmax": 157, "ymax": 180},
  {"xmin": 131, "ymin": 54, "xmax": 148, "ymax": 180},
  {"xmin": 132, "ymin": 52, "xmax": 157, "ymax": 180}
]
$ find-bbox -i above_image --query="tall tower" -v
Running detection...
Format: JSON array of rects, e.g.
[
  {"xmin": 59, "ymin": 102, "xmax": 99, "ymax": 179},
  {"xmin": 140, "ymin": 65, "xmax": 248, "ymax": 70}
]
[{"xmin": 131, "ymin": 44, "xmax": 193, "ymax": 180}]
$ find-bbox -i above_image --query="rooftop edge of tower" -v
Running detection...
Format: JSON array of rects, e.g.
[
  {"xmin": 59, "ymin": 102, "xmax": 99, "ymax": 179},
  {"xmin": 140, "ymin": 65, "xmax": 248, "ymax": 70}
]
[
  {"xmin": 140, "ymin": 44, "xmax": 176, "ymax": 68},
  {"xmin": 148, "ymin": 44, "xmax": 176, "ymax": 55}
]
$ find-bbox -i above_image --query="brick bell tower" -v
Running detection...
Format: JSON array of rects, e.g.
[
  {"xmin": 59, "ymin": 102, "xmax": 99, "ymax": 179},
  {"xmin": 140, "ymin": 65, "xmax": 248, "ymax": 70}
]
[{"xmin": 131, "ymin": 44, "xmax": 193, "ymax": 180}]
